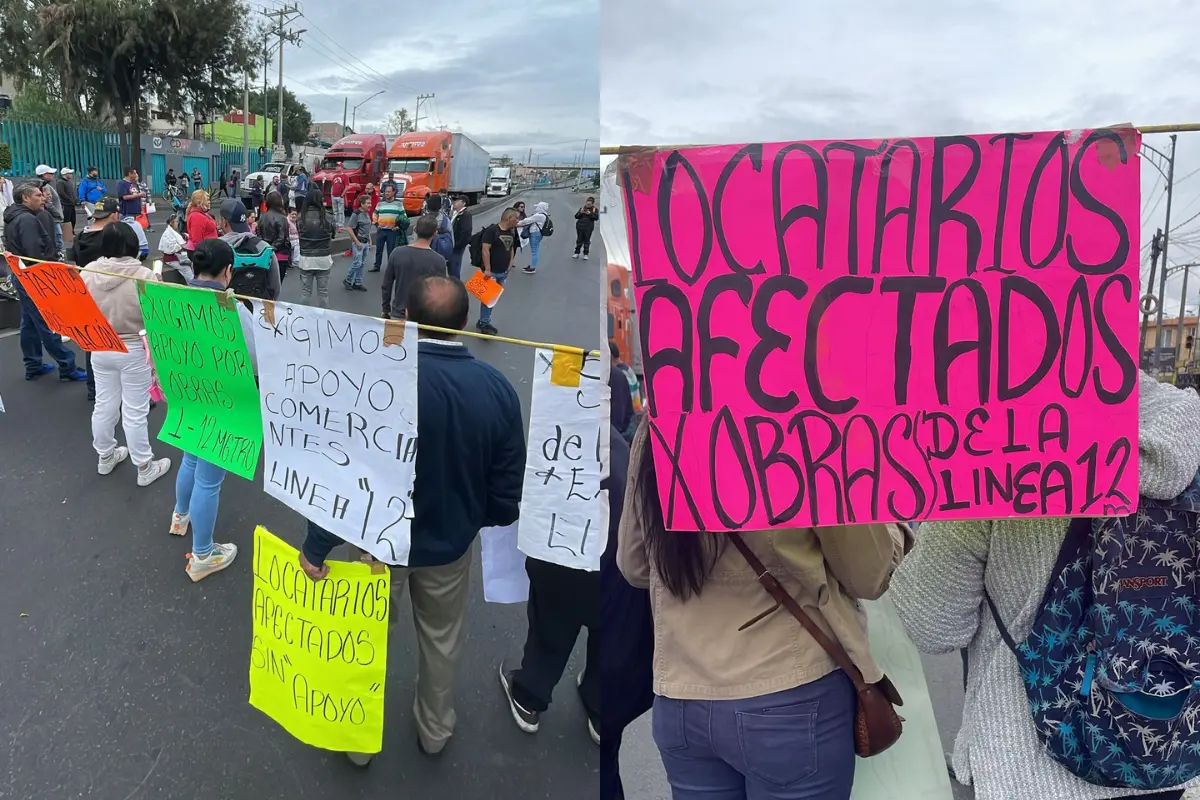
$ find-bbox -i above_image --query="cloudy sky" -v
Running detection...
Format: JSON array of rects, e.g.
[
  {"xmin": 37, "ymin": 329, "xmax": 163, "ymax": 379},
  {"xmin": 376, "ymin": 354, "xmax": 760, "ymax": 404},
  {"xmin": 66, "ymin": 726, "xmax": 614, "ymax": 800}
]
[
  {"xmin": 270, "ymin": 0, "xmax": 597, "ymax": 165},
  {"xmin": 602, "ymin": 0, "xmax": 1200, "ymax": 320}
]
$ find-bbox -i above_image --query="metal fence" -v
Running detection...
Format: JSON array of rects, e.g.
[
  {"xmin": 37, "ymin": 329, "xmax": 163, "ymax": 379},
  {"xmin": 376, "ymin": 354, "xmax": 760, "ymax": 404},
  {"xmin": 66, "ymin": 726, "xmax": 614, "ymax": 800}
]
[{"xmin": 0, "ymin": 119, "xmax": 122, "ymax": 181}]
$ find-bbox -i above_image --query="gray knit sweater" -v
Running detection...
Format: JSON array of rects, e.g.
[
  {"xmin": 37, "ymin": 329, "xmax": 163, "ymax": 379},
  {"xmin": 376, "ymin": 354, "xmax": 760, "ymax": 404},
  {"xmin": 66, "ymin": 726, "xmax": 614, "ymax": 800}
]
[{"xmin": 891, "ymin": 373, "xmax": 1200, "ymax": 800}]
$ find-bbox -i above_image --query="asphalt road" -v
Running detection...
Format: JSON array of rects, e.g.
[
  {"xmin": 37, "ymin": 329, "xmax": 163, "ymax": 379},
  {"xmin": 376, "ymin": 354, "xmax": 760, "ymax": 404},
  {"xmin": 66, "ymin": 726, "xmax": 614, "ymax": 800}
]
[{"xmin": 0, "ymin": 188, "xmax": 602, "ymax": 799}]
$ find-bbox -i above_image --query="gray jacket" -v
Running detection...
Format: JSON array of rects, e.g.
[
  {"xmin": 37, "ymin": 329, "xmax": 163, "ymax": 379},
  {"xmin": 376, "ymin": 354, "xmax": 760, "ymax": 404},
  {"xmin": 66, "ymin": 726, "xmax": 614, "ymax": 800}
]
[{"xmin": 41, "ymin": 181, "xmax": 63, "ymax": 222}]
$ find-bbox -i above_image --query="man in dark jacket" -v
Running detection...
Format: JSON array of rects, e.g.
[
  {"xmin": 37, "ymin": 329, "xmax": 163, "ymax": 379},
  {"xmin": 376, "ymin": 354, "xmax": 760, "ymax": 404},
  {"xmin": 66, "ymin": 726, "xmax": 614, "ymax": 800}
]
[
  {"xmin": 573, "ymin": 196, "xmax": 599, "ymax": 259},
  {"xmin": 449, "ymin": 195, "xmax": 472, "ymax": 281},
  {"xmin": 299, "ymin": 274, "xmax": 525, "ymax": 766},
  {"xmin": 3, "ymin": 183, "xmax": 87, "ymax": 382},
  {"xmin": 497, "ymin": 424, "xmax": 628, "ymax": 751}
]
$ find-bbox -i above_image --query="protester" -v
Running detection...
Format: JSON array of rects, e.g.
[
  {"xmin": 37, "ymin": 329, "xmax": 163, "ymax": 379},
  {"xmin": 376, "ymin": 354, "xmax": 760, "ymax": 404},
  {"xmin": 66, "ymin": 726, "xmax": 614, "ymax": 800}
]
[
  {"xmin": 158, "ymin": 212, "xmax": 191, "ymax": 285},
  {"xmin": 169, "ymin": 237, "xmax": 258, "ymax": 582},
  {"xmin": 425, "ymin": 194, "xmax": 454, "ymax": 263},
  {"xmin": 890, "ymin": 373, "xmax": 1200, "ymax": 800},
  {"xmin": 573, "ymin": 196, "xmax": 598, "ymax": 260},
  {"xmin": 296, "ymin": 186, "xmax": 335, "ymax": 308},
  {"xmin": 0, "ymin": 176, "xmax": 9, "ymax": 242},
  {"xmin": 257, "ymin": 192, "xmax": 293, "ymax": 283},
  {"xmin": 215, "ymin": 171, "xmax": 225, "ymax": 198},
  {"xmin": 184, "ymin": 191, "xmax": 218, "ymax": 255},
  {"xmin": 287, "ymin": 209, "xmax": 301, "ymax": 269},
  {"xmin": 600, "ymin": 428, "xmax": 652, "ymax": 800},
  {"xmin": 343, "ymin": 194, "xmax": 372, "ymax": 291},
  {"xmin": 116, "ymin": 167, "xmax": 145, "ymax": 220},
  {"xmin": 475, "ymin": 207, "xmax": 519, "ymax": 336},
  {"xmin": 71, "ymin": 196, "xmax": 127, "ymax": 400},
  {"xmin": 609, "ymin": 341, "xmax": 634, "ymax": 437},
  {"xmin": 3, "ymin": 183, "xmax": 87, "ymax": 383},
  {"xmin": 56, "ymin": 168, "xmax": 78, "ymax": 244},
  {"xmin": 80, "ymin": 222, "xmax": 172, "ymax": 486},
  {"xmin": 191, "ymin": 167, "xmax": 204, "ymax": 192},
  {"xmin": 36, "ymin": 165, "xmax": 65, "ymax": 255},
  {"xmin": 516, "ymin": 201, "xmax": 550, "ymax": 275},
  {"xmin": 449, "ymin": 195, "xmax": 473, "ymax": 281},
  {"xmin": 331, "ymin": 172, "xmax": 347, "ymax": 230},
  {"xmin": 609, "ymin": 342, "xmax": 642, "ymax": 441},
  {"xmin": 498, "ymin": 423, "xmax": 624, "ymax": 745},
  {"xmin": 218, "ymin": 198, "xmax": 281, "ymax": 301},
  {"xmin": 249, "ymin": 177, "xmax": 264, "ymax": 213},
  {"xmin": 381, "ymin": 215, "xmax": 448, "ymax": 319},
  {"xmin": 371, "ymin": 184, "xmax": 408, "ymax": 273},
  {"xmin": 294, "ymin": 167, "xmax": 309, "ymax": 199},
  {"xmin": 512, "ymin": 200, "xmax": 527, "ymax": 268},
  {"xmin": 77, "ymin": 167, "xmax": 106, "ymax": 221},
  {"xmin": 618, "ymin": 415, "xmax": 911, "ymax": 799},
  {"xmin": 119, "ymin": 212, "xmax": 150, "ymax": 260},
  {"xmin": 299, "ymin": 274, "xmax": 525, "ymax": 765}
]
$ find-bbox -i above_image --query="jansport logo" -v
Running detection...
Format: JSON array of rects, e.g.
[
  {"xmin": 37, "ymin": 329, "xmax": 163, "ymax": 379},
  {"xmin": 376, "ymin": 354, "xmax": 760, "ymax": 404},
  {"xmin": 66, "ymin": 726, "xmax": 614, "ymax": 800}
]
[{"xmin": 1115, "ymin": 575, "xmax": 1169, "ymax": 591}]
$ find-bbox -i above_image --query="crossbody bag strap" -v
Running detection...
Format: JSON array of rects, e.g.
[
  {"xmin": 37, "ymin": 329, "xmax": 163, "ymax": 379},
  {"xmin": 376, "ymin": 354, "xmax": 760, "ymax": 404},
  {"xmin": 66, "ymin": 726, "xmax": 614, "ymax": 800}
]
[{"xmin": 726, "ymin": 532, "xmax": 869, "ymax": 692}]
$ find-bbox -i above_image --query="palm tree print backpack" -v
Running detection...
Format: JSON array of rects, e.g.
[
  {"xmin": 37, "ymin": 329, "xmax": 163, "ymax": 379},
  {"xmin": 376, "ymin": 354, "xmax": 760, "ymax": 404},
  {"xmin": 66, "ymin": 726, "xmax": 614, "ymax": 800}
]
[{"xmin": 985, "ymin": 473, "xmax": 1200, "ymax": 791}]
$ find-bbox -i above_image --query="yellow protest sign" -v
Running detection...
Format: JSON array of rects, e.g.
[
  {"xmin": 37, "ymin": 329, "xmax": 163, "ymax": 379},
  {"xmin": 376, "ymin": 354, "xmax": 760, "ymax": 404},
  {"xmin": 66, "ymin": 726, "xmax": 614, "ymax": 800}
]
[{"xmin": 249, "ymin": 525, "xmax": 390, "ymax": 753}]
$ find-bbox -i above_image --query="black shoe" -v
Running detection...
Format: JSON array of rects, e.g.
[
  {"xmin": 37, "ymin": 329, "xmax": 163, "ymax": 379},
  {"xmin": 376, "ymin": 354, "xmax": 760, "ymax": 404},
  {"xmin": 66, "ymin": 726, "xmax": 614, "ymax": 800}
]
[
  {"xmin": 522, "ymin": 266, "xmax": 536, "ymax": 274},
  {"xmin": 498, "ymin": 665, "xmax": 539, "ymax": 734},
  {"xmin": 368, "ymin": 267, "xmax": 381, "ymax": 273},
  {"xmin": 477, "ymin": 322, "xmax": 498, "ymax": 336},
  {"xmin": 353, "ymin": 284, "xmax": 368, "ymax": 292},
  {"xmin": 343, "ymin": 280, "xmax": 354, "ymax": 290}
]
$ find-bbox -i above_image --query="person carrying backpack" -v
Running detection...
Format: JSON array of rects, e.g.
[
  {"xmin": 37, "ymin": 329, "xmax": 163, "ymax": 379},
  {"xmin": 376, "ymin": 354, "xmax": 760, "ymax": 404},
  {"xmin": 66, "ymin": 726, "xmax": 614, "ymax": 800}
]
[
  {"xmin": 891, "ymin": 372, "xmax": 1200, "ymax": 800},
  {"xmin": 516, "ymin": 201, "xmax": 552, "ymax": 275},
  {"xmin": 425, "ymin": 194, "xmax": 454, "ymax": 264},
  {"xmin": 218, "ymin": 198, "xmax": 281, "ymax": 303}
]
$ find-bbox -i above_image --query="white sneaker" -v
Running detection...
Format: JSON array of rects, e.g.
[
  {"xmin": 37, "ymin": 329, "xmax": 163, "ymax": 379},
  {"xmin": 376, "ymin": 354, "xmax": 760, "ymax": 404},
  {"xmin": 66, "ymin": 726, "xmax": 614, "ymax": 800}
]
[
  {"xmin": 572, "ymin": 253, "xmax": 579, "ymax": 259},
  {"xmin": 186, "ymin": 542, "xmax": 238, "ymax": 582},
  {"xmin": 583, "ymin": 254, "xmax": 589, "ymax": 260},
  {"xmin": 168, "ymin": 512, "xmax": 190, "ymax": 536},
  {"xmin": 98, "ymin": 446, "xmax": 129, "ymax": 475},
  {"xmin": 137, "ymin": 457, "xmax": 172, "ymax": 487}
]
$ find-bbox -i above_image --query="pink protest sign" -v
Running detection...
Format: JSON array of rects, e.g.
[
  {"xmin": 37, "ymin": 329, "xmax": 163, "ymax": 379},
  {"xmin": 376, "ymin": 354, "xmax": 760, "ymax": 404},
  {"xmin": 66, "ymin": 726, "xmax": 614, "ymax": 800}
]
[{"xmin": 618, "ymin": 128, "xmax": 1141, "ymax": 531}]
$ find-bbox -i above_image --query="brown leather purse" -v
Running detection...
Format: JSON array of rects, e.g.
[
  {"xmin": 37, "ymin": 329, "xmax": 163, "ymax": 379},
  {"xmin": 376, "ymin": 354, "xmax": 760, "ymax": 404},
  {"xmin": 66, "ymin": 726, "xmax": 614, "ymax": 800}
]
[{"xmin": 727, "ymin": 533, "xmax": 905, "ymax": 757}]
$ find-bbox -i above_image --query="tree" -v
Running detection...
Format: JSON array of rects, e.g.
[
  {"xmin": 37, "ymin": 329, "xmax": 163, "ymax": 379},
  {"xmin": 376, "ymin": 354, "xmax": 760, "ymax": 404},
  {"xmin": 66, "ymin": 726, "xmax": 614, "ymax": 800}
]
[
  {"xmin": 0, "ymin": 0, "xmax": 258, "ymax": 169},
  {"xmin": 495, "ymin": 155, "xmax": 514, "ymax": 167},
  {"xmin": 385, "ymin": 108, "xmax": 414, "ymax": 136},
  {"xmin": 248, "ymin": 86, "xmax": 312, "ymax": 146},
  {"xmin": 5, "ymin": 75, "xmax": 102, "ymax": 128}
]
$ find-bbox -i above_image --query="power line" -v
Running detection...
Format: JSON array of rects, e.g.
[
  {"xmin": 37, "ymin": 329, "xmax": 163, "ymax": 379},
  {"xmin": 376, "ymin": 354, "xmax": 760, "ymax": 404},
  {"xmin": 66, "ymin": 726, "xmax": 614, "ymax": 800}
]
[{"xmin": 298, "ymin": 11, "xmax": 417, "ymax": 94}]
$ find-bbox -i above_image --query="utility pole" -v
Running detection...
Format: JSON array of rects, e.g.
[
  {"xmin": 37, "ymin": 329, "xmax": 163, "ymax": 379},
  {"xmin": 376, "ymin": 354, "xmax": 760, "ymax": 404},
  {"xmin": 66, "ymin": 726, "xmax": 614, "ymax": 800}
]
[
  {"xmin": 414, "ymin": 93, "xmax": 434, "ymax": 131},
  {"xmin": 1153, "ymin": 134, "xmax": 1179, "ymax": 372},
  {"xmin": 1175, "ymin": 261, "xmax": 1194, "ymax": 368},
  {"xmin": 342, "ymin": 97, "xmax": 348, "ymax": 134},
  {"xmin": 261, "ymin": 4, "xmax": 304, "ymax": 152},
  {"xmin": 573, "ymin": 138, "xmax": 589, "ymax": 190},
  {"xmin": 1142, "ymin": 228, "xmax": 1163, "ymax": 363},
  {"xmin": 242, "ymin": 71, "xmax": 250, "ymax": 175}
]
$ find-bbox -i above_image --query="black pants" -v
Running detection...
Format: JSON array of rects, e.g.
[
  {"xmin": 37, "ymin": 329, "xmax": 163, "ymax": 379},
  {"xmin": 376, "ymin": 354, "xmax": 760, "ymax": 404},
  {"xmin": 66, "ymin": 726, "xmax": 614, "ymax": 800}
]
[
  {"xmin": 511, "ymin": 557, "xmax": 600, "ymax": 721},
  {"xmin": 575, "ymin": 227, "xmax": 593, "ymax": 255},
  {"xmin": 600, "ymin": 557, "xmax": 654, "ymax": 800}
]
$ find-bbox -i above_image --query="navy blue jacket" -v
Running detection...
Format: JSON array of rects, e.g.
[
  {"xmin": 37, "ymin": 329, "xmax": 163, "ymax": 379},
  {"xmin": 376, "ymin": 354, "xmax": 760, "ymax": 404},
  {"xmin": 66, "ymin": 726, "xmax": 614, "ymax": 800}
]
[{"xmin": 303, "ymin": 339, "xmax": 526, "ymax": 567}]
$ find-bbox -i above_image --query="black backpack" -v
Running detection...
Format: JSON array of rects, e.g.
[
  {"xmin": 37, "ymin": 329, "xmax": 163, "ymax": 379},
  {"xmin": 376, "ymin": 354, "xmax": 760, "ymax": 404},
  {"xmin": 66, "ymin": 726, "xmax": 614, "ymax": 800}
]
[
  {"xmin": 228, "ymin": 236, "xmax": 274, "ymax": 305},
  {"xmin": 540, "ymin": 215, "xmax": 554, "ymax": 237},
  {"xmin": 469, "ymin": 227, "xmax": 485, "ymax": 268}
]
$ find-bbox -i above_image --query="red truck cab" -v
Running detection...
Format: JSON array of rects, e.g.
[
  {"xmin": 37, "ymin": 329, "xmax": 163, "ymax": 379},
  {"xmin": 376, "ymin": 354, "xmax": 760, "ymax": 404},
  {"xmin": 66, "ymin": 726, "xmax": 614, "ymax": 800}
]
[{"xmin": 312, "ymin": 133, "xmax": 387, "ymax": 210}]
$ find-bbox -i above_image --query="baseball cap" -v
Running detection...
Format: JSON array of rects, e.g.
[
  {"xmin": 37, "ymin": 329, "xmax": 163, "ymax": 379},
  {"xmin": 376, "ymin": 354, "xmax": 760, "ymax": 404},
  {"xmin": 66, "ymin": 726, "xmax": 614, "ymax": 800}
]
[
  {"xmin": 35, "ymin": 164, "xmax": 55, "ymax": 176},
  {"xmin": 93, "ymin": 197, "xmax": 120, "ymax": 218},
  {"xmin": 60, "ymin": 167, "xmax": 74, "ymax": 175},
  {"xmin": 220, "ymin": 198, "xmax": 251, "ymax": 233}
]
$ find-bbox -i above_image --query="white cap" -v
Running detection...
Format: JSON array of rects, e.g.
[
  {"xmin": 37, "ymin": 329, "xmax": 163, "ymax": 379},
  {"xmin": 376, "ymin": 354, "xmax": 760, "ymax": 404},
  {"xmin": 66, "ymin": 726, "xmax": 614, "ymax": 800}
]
[
  {"xmin": 60, "ymin": 167, "xmax": 74, "ymax": 174},
  {"xmin": 35, "ymin": 164, "xmax": 55, "ymax": 175}
]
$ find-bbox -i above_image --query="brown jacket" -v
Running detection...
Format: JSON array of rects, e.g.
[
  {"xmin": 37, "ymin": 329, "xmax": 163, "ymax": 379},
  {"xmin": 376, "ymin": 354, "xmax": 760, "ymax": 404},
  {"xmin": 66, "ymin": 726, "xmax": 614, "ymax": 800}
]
[{"xmin": 617, "ymin": 420, "xmax": 912, "ymax": 700}]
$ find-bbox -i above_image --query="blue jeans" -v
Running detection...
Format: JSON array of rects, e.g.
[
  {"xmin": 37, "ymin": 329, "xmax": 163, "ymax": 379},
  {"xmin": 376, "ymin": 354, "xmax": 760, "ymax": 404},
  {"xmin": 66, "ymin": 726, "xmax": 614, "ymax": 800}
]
[
  {"xmin": 15, "ymin": 278, "xmax": 77, "ymax": 377},
  {"xmin": 174, "ymin": 452, "xmax": 227, "ymax": 558},
  {"xmin": 528, "ymin": 228, "xmax": 543, "ymax": 269},
  {"xmin": 374, "ymin": 228, "xmax": 397, "ymax": 270},
  {"xmin": 54, "ymin": 224, "xmax": 63, "ymax": 254},
  {"xmin": 653, "ymin": 670, "xmax": 856, "ymax": 799},
  {"xmin": 477, "ymin": 270, "xmax": 508, "ymax": 325},
  {"xmin": 345, "ymin": 242, "xmax": 366, "ymax": 285},
  {"xmin": 448, "ymin": 248, "xmax": 465, "ymax": 281}
]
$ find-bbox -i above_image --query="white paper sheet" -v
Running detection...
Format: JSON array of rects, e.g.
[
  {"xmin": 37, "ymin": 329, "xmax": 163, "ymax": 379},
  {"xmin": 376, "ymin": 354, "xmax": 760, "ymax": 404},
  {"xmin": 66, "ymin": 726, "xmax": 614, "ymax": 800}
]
[
  {"xmin": 517, "ymin": 347, "xmax": 608, "ymax": 571},
  {"xmin": 851, "ymin": 594, "xmax": 955, "ymax": 800},
  {"xmin": 480, "ymin": 522, "xmax": 529, "ymax": 603},
  {"xmin": 253, "ymin": 302, "xmax": 418, "ymax": 565},
  {"xmin": 0, "ymin": 391, "xmax": 5, "ymax": 412}
]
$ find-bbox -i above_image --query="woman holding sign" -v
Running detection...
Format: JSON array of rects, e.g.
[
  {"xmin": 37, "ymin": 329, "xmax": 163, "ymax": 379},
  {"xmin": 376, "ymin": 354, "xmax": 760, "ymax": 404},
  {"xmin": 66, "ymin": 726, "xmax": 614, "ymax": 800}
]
[
  {"xmin": 617, "ymin": 417, "xmax": 911, "ymax": 799},
  {"xmin": 168, "ymin": 237, "xmax": 259, "ymax": 582},
  {"xmin": 80, "ymin": 222, "xmax": 173, "ymax": 486}
]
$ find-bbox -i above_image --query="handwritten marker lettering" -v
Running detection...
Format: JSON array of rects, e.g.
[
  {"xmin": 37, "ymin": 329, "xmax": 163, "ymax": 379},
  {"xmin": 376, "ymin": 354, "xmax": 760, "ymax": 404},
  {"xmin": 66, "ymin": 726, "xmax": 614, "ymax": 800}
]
[
  {"xmin": 248, "ymin": 526, "xmax": 390, "ymax": 753},
  {"xmin": 253, "ymin": 302, "xmax": 419, "ymax": 565},
  {"xmin": 618, "ymin": 128, "xmax": 1142, "ymax": 530},
  {"xmin": 517, "ymin": 348, "xmax": 608, "ymax": 571}
]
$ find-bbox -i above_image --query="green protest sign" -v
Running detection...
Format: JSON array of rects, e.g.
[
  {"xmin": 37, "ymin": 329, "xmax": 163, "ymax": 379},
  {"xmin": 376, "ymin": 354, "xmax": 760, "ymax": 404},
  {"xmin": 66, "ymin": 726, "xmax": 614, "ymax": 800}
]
[{"xmin": 137, "ymin": 281, "xmax": 262, "ymax": 479}]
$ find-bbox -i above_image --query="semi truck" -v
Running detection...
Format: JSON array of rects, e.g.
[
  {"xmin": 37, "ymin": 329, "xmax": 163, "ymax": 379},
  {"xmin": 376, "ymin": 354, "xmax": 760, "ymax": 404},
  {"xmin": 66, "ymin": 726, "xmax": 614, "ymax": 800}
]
[
  {"xmin": 385, "ymin": 131, "xmax": 489, "ymax": 214},
  {"xmin": 311, "ymin": 133, "xmax": 388, "ymax": 210},
  {"xmin": 486, "ymin": 166, "xmax": 512, "ymax": 197}
]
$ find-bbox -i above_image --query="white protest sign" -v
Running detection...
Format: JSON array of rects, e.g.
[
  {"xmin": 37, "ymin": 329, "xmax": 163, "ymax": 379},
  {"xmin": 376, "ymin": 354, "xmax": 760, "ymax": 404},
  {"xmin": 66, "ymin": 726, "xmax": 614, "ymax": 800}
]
[
  {"xmin": 517, "ymin": 348, "xmax": 608, "ymax": 571},
  {"xmin": 851, "ymin": 594, "xmax": 955, "ymax": 800},
  {"xmin": 253, "ymin": 301, "xmax": 418, "ymax": 565}
]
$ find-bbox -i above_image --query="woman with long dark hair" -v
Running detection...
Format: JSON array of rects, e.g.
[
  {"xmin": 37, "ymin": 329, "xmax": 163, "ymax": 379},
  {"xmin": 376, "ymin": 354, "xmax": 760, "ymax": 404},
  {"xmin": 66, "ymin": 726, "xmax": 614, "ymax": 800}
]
[
  {"xmin": 618, "ymin": 417, "xmax": 910, "ymax": 799},
  {"xmin": 295, "ymin": 185, "xmax": 334, "ymax": 307},
  {"xmin": 257, "ymin": 191, "xmax": 292, "ymax": 282}
]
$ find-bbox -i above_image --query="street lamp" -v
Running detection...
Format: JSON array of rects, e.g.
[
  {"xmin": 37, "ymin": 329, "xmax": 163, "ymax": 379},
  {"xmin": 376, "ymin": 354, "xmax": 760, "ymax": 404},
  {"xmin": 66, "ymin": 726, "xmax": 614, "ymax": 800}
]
[{"xmin": 351, "ymin": 90, "xmax": 386, "ymax": 131}]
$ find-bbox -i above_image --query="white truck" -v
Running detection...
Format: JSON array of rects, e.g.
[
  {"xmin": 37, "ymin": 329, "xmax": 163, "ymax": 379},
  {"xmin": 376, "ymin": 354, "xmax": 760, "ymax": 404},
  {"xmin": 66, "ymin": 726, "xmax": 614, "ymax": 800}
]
[{"xmin": 487, "ymin": 166, "xmax": 512, "ymax": 197}]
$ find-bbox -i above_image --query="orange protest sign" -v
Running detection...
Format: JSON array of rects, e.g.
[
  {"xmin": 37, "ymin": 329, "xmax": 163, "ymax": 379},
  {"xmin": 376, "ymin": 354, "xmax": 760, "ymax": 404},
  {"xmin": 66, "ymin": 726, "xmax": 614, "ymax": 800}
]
[
  {"xmin": 9, "ymin": 257, "xmax": 128, "ymax": 353},
  {"xmin": 465, "ymin": 270, "xmax": 504, "ymax": 308}
]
